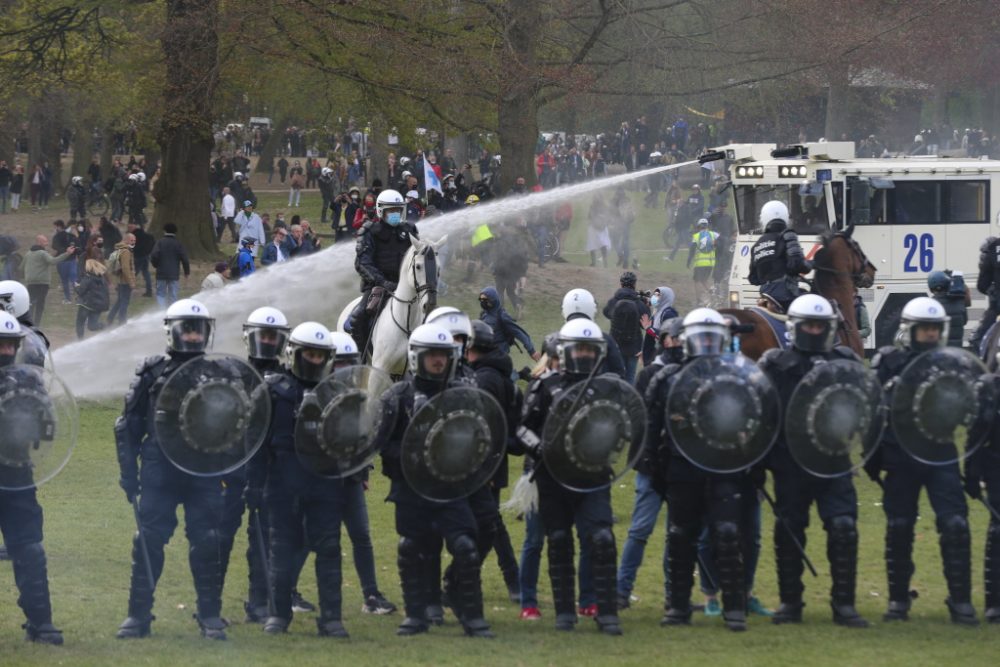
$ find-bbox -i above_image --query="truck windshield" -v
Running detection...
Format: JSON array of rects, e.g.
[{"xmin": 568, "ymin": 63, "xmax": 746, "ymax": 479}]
[{"xmin": 734, "ymin": 182, "xmax": 832, "ymax": 234}]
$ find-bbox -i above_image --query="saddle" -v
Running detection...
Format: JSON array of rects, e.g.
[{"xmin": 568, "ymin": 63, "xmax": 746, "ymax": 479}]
[{"xmin": 748, "ymin": 306, "xmax": 789, "ymax": 349}]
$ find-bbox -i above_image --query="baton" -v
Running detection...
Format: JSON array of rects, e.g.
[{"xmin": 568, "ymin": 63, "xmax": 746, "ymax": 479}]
[
  {"xmin": 759, "ymin": 486, "xmax": 818, "ymax": 578},
  {"xmin": 252, "ymin": 508, "xmax": 276, "ymax": 613},
  {"xmin": 131, "ymin": 497, "xmax": 156, "ymax": 589},
  {"xmin": 696, "ymin": 552, "xmax": 718, "ymax": 593}
]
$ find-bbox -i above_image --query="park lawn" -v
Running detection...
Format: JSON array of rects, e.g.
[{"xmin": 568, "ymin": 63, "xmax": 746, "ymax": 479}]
[{"xmin": 2, "ymin": 183, "xmax": 996, "ymax": 665}]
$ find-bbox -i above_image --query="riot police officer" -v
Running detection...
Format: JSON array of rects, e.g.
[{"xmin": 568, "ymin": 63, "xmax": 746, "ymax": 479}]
[
  {"xmin": 115, "ymin": 299, "xmax": 228, "ymax": 639},
  {"xmin": 747, "ymin": 201, "xmax": 812, "ymax": 313},
  {"xmin": 758, "ymin": 294, "xmax": 869, "ymax": 627},
  {"xmin": 221, "ymin": 307, "xmax": 292, "ymax": 623},
  {"xmin": 964, "ymin": 381, "xmax": 1000, "ymax": 624},
  {"xmin": 972, "ymin": 235, "xmax": 1000, "ymax": 351},
  {"xmin": 375, "ymin": 323, "xmax": 493, "ymax": 638},
  {"xmin": 352, "ymin": 189, "xmax": 419, "ymax": 355},
  {"xmin": 518, "ymin": 319, "xmax": 622, "ymax": 635},
  {"xmin": 867, "ymin": 297, "xmax": 979, "ymax": 624},
  {"xmin": 646, "ymin": 309, "xmax": 753, "ymax": 632},
  {"xmin": 0, "ymin": 279, "xmax": 51, "ymax": 367},
  {"xmin": 249, "ymin": 321, "xmax": 354, "ymax": 637},
  {"xmin": 561, "ymin": 288, "xmax": 626, "ymax": 378},
  {"xmin": 0, "ymin": 312, "xmax": 63, "ymax": 644}
]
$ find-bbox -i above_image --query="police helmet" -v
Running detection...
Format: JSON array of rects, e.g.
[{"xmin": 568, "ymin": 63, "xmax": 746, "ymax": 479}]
[
  {"xmin": 759, "ymin": 200, "xmax": 789, "ymax": 228},
  {"xmin": 376, "ymin": 189, "xmax": 406, "ymax": 226},
  {"xmin": 0, "ymin": 311, "xmax": 24, "ymax": 367},
  {"xmin": 898, "ymin": 296, "xmax": 948, "ymax": 352},
  {"xmin": 426, "ymin": 307, "xmax": 473, "ymax": 354},
  {"xmin": 328, "ymin": 331, "xmax": 360, "ymax": 366},
  {"xmin": 0, "ymin": 280, "xmax": 30, "ymax": 319},
  {"xmin": 285, "ymin": 322, "xmax": 335, "ymax": 383},
  {"xmin": 927, "ymin": 271, "xmax": 951, "ymax": 293},
  {"xmin": 71, "ymin": 176, "xmax": 83, "ymax": 185},
  {"xmin": 465, "ymin": 194, "xmax": 480, "ymax": 206},
  {"xmin": 557, "ymin": 318, "xmax": 606, "ymax": 376},
  {"xmin": 469, "ymin": 320, "xmax": 496, "ymax": 352},
  {"xmin": 787, "ymin": 294, "xmax": 838, "ymax": 353},
  {"xmin": 681, "ymin": 308, "xmax": 730, "ymax": 357},
  {"xmin": 242, "ymin": 306, "xmax": 290, "ymax": 362},
  {"xmin": 407, "ymin": 323, "xmax": 459, "ymax": 381},
  {"xmin": 164, "ymin": 299, "xmax": 214, "ymax": 354},
  {"xmin": 561, "ymin": 288, "xmax": 597, "ymax": 321}
]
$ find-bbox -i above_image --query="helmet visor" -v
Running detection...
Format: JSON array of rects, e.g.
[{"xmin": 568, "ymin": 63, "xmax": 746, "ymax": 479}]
[
  {"xmin": 291, "ymin": 346, "xmax": 332, "ymax": 383},
  {"xmin": 684, "ymin": 325, "xmax": 728, "ymax": 357},
  {"xmin": 560, "ymin": 341, "xmax": 604, "ymax": 375},
  {"xmin": 906, "ymin": 320, "xmax": 949, "ymax": 352},
  {"xmin": 245, "ymin": 326, "xmax": 289, "ymax": 361},
  {"xmin": 791, "ymin": 318, "xmax": 836, "ymax": 353},
  {"xmin": 168, "ymin": 319, "xmax": 213, "ymax": 353},
  {"xmin": 414, "ymin": 346, "xmax": 457, "ymax": 381}
]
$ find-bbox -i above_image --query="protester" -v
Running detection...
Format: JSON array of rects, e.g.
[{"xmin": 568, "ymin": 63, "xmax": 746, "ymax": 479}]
[
  {"xmin": 149, "ymin": 223, "xmax": 190, "ymax": 308},
  {"xmin": 22, "ymin": 235, "xmax": 76, "ymax": 325}
]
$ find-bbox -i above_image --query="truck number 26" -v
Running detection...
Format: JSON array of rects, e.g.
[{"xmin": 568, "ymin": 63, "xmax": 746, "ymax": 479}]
[{"xmin": 902, "ymin": 233, "xmax": 933, "ymax": 273}]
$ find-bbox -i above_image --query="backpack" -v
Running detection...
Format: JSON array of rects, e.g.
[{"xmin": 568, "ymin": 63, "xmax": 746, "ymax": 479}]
[
  {"xmin": 107, "ymin": 248, "xmax": 123, "ymax": 275},
  {"xmin": 228, "ymin": 251, "xmax": 242, "ymax": 279},
  {"xmin": 697, "ymin": 230, "xmax": 716, "ymax": 254},
  {"xmin": 610, "ymin": 297, "xmax": 641, "ymax": 348}
]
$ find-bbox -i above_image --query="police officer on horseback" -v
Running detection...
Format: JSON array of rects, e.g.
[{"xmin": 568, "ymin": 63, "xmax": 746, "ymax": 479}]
[
  {"xmin": 747, "ymin": 201, "xmax": 812, "ymax": 313},
  {"xmin": 353, "ymin": 189, "xmax": 419, "ymax": 356},
  {"xmin": 758, "ymin": 294, "xmax": 869, "ymax": 628},
  {"xmin": 972, "ymin": 235, "xmax": 1000, "ymax": 351}
]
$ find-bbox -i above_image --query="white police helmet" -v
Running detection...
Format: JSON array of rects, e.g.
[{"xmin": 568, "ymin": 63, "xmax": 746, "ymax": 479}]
[
  {"xmin": 787, "ymin": 294, "xmax": 838, "ymax": 353},
  {"xmin": 285, "ymin": 321, "xmax": 335, "ymax": 382},
  {"xmin": 759, "ymin": 200, "xmax": 790, "ymax": 227},
  {"xmin": 164, "ymin": 298, "xmax": 213, "ymax": 353},
  {"xmin": 681, "ymin": 308, "xmax": 730, "ymax": 357},
  {"xmin": 242, "ymin": 306, "xmax": 290, "ymax": 361},
  {"xmin": 0, "ymin": 312, "xmax": 24, "ymax": 366},
  {"xmin": 407, "ymin": 322, "xmax": 458, "ymax": 381},
  {"xmin": 328, "ymin": 331, "xmax": 360, "ymax": 365},
  {"xmin": 561, "ymin": 288, "xmax": 597, "ymax": 321},
  {"xmin": 376, "ymin": 189, "xmax": 406, "ymax": 226},
  {"xmin": 0, "ymin": 280, "xmax": 30, "ymax": 319},
  {"xmin": 426, "ymin": 307, "xmax": 473, "ymax": 353},
  {"xmin": 898, "ymin": 296, "xmax": 948, "ymax": 351},
  {"xmin": 557, "ymin": 318, "xmax": 606, "ymax": 375}
]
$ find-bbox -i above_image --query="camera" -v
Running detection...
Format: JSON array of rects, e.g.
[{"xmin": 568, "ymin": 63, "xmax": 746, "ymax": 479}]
[{"xmin": 638, "ymin": 290, "xmax": 652, "ymax": 299}]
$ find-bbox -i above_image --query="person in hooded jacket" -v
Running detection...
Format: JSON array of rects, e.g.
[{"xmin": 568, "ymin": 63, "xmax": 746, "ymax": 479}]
[
  {"xmin": 478, "ymin": 286, "xmax": 539, "ymax": 360},
  {"xmin": 641, "ymin": 286, "xmax": 679, "ymax": 365},
  {"xmin": 603, "ymin": 271, "xmax": 651, "ymax": 383},
  {"xmin": 74, "ymin": 259, "xmax": 109, "ymax": 339}
]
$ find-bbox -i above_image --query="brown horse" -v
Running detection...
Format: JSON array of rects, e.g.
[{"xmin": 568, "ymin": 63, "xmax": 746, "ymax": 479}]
[{"xmin": 723, "ymin": 227, "xmax": 877, "ymax": 359}]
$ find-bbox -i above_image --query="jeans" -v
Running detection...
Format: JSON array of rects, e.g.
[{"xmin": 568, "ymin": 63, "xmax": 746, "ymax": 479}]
[
  {"xmin": 617, "ymin": 472, "xmax": 668, "ymax": 597},
  {"xmin": 26, "ymin": 284, "xmax": 48, "ymax": 326},
  {"xmin": 518, "ymin": 510, "xmax": 595, "ymax": 609},
  {"xmin": 75, "ymin": 306, "xmax": 103, "ymax": 339},
  {"xmin": 341, "ymin": 480, "xmax": 379, "ymax": 596},
  {"xmin": 10, "ymin": 192, "xmax": 20, "ymax": 211},
  {"xmin": 288, "ymin": 189, "xmax": 301, "ymax": 207},
  {"xmin": 107, "ymin": 284, "xmax": 132, "ymax": 324},
  {"xmin": 156, "ymin": 279, "xmax": 179, "ymax": 309},
  {"xmin": 57, "ymin": 260, "xmax": 77, "ymax": 302},
  {"xmin": 134, "ymin": 255, "xmax": 152, "ymax": 294},
  {"xmin": 0, "ymin": 185, "xmax": 8, "ymax": 213},
  {"xmin": 623, "ymin": 354, "xmax": 639, "ymax": 384}
]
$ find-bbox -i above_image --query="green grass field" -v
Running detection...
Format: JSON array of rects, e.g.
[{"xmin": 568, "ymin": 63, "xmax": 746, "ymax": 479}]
[{"xmin": 1, "ymin": 186, "xmax": 997, "ymax": 665}]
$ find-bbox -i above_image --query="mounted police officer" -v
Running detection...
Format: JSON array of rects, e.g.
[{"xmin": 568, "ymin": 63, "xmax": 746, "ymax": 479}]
[
  {"xmin": 220, "ymin": 307, "xmax": 293, "ymax": 623},
  {"xmin": 352, "ymin": 189, "xmax": 419, "ymax": 356},
  {"xmin": 249, "ymin": 321, "xmax": 354, "ymax": 637},
  {"xmin": 647, "ymin": 309, "xmax": 755, "ymax": 632},
  {"xmin": 115, "ymin": 299, "xmax": 228, "ymax": 639},
  {"xmin": 972, "ymin": 235, "xmax": 1000, "ymax": 351},
  {"xmin": 758, "ymin": 294, "xmax": 869, "ymax": 628},
  {"xmin": 867, "ymin": 297, "xmax": 980, "ymax": 625},
  {"xmin": 0, "ymin": 312, "xmax": 63, "ymax": 644},
  {"xmin": 747, "ymin": 201, "xmax": 812, "ymax": 313},
  {"xmin": 375, "ymin": 323, "xmax": 494, "ymax": 638},
  {"xmin": 517, "ymin": 319, "xmax": 623, "ymax": 636}
]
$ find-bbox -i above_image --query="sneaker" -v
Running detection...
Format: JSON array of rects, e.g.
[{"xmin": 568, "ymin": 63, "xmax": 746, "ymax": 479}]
[
  {"xmin": 578, "ymin": 604, "xmax": 598, "ymax": 617},
  {"xmin": 292, "ymin": 590, "xmax": 316, "ymax": 613},
  {"xmin": 748, "ymin": 596, "xmax": 773, "ymax": 617},
  {"xmin": 362, "ymin": 592, "xmax": 397, "ymax": 615},
  {"xmin": 704, "ymin": 598, "xmax": 721, "ymax": 617},
  {"xmin": 520, "ymin": 607, "xmax": 541, "ymax": 620}
]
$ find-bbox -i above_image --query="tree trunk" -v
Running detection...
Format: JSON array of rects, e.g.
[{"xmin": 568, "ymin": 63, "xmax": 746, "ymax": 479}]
[
  {"xmin": 100, "ymin": 125, "xmax": 114, "ymax": 178},
  {"xmin": 823, "ymin": 63, "xmax": 850, "ymax": 141},
  {"xmin": 150, "ymin": 0, "xmax": 220, "ymax": 259},
  {"xmin": 368, "ymin": 114, "xmax": 388, "ymax": 186},
  {"xmin": 256, "ymin": 114, "xmax": 290, "ymax": 172},
  {"xmin": 497, "ymin": 0, "xmax": 540, "ymax": 195},
  {"xmin": 70, "ymin": 119, "xmax": 92, "ymax": 185}
]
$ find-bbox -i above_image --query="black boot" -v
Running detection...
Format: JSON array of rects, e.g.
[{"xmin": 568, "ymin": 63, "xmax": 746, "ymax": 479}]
[
  {"xmin": 10, "ymin": 543, "xmax": 61, "ymax": 641},
  {"xmin": 772, "ymin": 522, "xmax": 805, "ymax": 625},
  {"xmin": 23, "ymin": 621, "xmax": 63, "ymax": 645},
  {"xmin": 118, "ymin": 533, "xmax": 163, "ymax": 638},
  {"xmin": 662, "ymin": 522, "xmax": 696, "ymax": 626},
  {"xmin": 591, "ymin": 528, "xmax": 622, "ymax": 636},
  {"xmin": 548, "ymin": 529, "xmax": 577, "ymax": 631},
  {"xmin": 317, "ymin": 615, "xmax": 349, "ymax": 638},
  {"xmin": 314, "ymin": 536, "xmax": 345, "ymax": 634},
  {"xmin": 883, "ymin": 518, "xmax": 915, "ymax": 621},
  {"xmin": 451, "ymin": 535, "xmax": 494, "ymax": 638},
  {"xmin": 190, "ymin": 530, "xmax": 225, "ymax": 635},
  {"xmin": 986, "ymin": 520, "xmax": 1000, "ymax": 623},
  {"xmin": 194, "ymin": 614, "xmax": 227, "ymax": 640},
  {"xmin": 714, "ymin": 520, "xmax": 747, "ymax": 632},
  {"xmin": 939, "ymin": 515, "xmax": 979, "ymax": 626},
  {"xmin": 397, "ymin": 537, "xmax": 429, "ymax": 636},
  {"xmin": 826, "ymin": 516, "xmax": 868, "ymax": 628},
  {"xmin": 427, "ymin": 542, "xmax": 446, "ymax": 625}
]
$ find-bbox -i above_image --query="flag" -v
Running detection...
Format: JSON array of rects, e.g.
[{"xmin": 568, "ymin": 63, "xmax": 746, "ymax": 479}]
[{"xmin": 423, "ymin": 157, "xmax": 442, "ymax": 195}]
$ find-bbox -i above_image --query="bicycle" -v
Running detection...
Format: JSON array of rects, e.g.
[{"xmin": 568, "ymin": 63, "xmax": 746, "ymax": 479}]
[{"xmin": 87, "ymin": 184, "xmax": 110, "ymax": 218}]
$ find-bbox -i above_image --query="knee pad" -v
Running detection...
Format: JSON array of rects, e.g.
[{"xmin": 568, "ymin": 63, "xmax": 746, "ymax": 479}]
[
  {"xmin": 713, "ymin": 521, "xmax": 740, "ymax": 543},
  {"xmin": 450, "ymin": 533, "xmax": 479, "ymax": 565},
  {"xmin": 190, "ymin": 528, "xmax": 221, "ymax": 552},
  {"xmin": 937, "ymin": 514, "xmax": 970, "ymax": 538},
  {"xmin": 590, "ymin": 527, "xmax": 615, "ymax": 559},
  {"xmin": 398, "ymin": 536, "xmax": 422, "ymax": 560},
  {"xmin": 548, "ymin": 528, "xmax": 572, "ymax": 550},
  {"xmin": 668, "ymin": 522, "xmax": 693, "ymax": 543},
  {"xmin": 886, "ymin": 517, "xmax": 915, "ymax": 534},
  {"xmin": 826, "ymin": 515, "xmax": 857, "ymax": 540}
]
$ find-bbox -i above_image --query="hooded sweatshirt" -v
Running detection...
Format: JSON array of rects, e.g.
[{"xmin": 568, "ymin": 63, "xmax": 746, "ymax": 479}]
[{"xmin": 478, "ymin": 286, "xmax": 536, "ymax": 356}]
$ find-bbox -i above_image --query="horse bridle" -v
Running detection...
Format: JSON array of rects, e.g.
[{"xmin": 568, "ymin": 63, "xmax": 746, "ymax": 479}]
[
  {"xmin": 387, "ymin": 245, "xmax": 437, "ymax": 336},
  {"xmin": 813, "ymin": 233, "xmax": 875, "ymax": 289}
]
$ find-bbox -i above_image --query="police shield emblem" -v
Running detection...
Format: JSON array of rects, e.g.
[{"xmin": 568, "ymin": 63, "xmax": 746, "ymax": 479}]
[
  {"xmin": 295, "ymin": 365, "xmax": 393, "ymax": 478},
  {"xmin": 667, "ymin": 354, "xmax": 780, "ymax": 474},
  {"xmin": 0, "ymin": 365, "xmax": 78, "ymax": 491},
  {"xmin": 541, "ymin": 375, "xmax": 646, "ymax": 492},
  {"xmin": 153, "ymin": 354, "xmax": 270, "ymax": 476},
  {"xmin": 786, "ymin": 359, "xmax": 885, "ymax": 477},
  {"xmin": 890, "ymin": 346, "xmax": 996, "ymax": 465},
  {"xmin": 401, "ymin": 387, "xmax": 506, "ymax": 502}
]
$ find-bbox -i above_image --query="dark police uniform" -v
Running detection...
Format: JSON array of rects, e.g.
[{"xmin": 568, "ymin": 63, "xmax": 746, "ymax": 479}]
[
  {"xmin": 352, "ymin": 219, "xmax": 419, "ymax": 353},
  {"xmin": 972, "ymin": 236, "xmax": 1000, "ymax": 350},
  {"xmin": 747, "ymin": 221, "xmax": 811, "ymax": 312}
]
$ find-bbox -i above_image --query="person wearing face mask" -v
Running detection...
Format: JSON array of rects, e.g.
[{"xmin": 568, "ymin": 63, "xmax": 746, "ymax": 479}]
[
  {"xmin": 51, "ymin": 220, "xmax": 79, "ymax": 304},
  {"xmin": 351, "ymin": 192, "xmax": 378, "ymax": 230},
  {"xmin": 106, "ymin": 233, "xmax": 136, "ymax": 325},
  {"xmin": 351, "ymin": 189, "xmax": 419, "ymax": 356},
  {"xmin": 641, "ymin": 286, "xmax": 679, "ymax": 365}
]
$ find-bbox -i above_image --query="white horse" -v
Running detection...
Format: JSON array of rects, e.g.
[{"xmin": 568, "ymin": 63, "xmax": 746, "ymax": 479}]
[{"xmin": 337, "ymin": 235, "xmax": 445, "ymax": 377}]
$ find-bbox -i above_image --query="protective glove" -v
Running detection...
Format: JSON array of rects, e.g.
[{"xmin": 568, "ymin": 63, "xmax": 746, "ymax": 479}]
[
  {"xmin": 119, "ymin": 474, "xmax": 140, "ymax": 503},
  {"xmin": 516, "ymin": 426, "xmax": 543, "ymax": 459},
  {"xmin": 862, "ymin": 456, "xmax": 882, "ymax": 485},
  {"xmin": 243, "ymin": 486, "xmax": 263, "ymax": 511},
  {"xmin": 384, "ymin": 281, "xmax": 397, "ymax": 293},
  {"xmin": 964, "ymin": 474, "xmax": 983, "ymax": 500}
]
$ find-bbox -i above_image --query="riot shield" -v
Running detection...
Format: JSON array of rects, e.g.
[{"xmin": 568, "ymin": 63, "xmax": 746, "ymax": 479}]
[
  {"xmin": 666, "ymin": 354, "xmax": 780, "ymax": 474},
  {"xmin": 0, "ymin": 365, "xmax": 78, "ymax": 491},
  {"xmin": 15, "ymin": 327, "xmax": 53, "ymax": 370},
  {"xmin": 295, "ymin": 365, "xmax": 393, "ymax": 478},
  {"xmin": 541, "ymin": 376, "xmax": 646, "ymax": 492},
  {"xmin": 153, "ymin": 354, "xmax": 270, "ymax": 476},
  {"xmin": 890, "ymin": 346, "xmax": 996, "ymax": 465},
  {"xmin": 401, "ymin": 387, "xmax": 506, "ymax": 502},
  {"xmin": 786, "ymin": 359, "xmax": 885, "ymax": 478}
]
